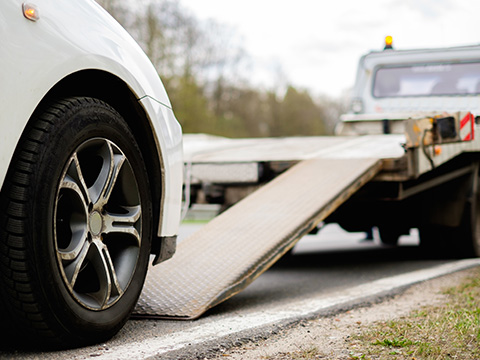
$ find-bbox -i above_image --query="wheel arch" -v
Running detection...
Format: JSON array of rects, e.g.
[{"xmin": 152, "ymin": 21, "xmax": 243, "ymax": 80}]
[{"xmin": 40, "ymin": 69, "xmax": 165, "ymax": 252}]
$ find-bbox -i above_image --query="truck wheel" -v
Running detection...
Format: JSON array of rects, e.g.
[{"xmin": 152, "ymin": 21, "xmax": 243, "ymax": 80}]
[
  {"xmin": 378, "ymin": 226, "xmax": 400, "ymax": 245},
  {"xmin": 420, "ymin": 180, "xmax": 480, "ymax": 258},
  {"xmin": 418, "ymin": 225, "xmax": 450, "ymax": 257},
  {"xmin": 456, "ymin": 183, "xmax": 480, "ymax": 257},
  {"xmin": 0, "ymin": 97, "xmax": 152, "ymax": 347}
]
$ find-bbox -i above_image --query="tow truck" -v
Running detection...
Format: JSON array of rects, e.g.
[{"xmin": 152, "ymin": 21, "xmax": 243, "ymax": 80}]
[{"xmin": 134, "ymin": 38, "xmax": 480, "ymax": 320}]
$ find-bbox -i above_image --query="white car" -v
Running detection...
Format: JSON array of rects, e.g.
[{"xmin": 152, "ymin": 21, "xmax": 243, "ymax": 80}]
[{"xmin": 0, "ymin": 0, "xmax": 183, "ymax": 347}]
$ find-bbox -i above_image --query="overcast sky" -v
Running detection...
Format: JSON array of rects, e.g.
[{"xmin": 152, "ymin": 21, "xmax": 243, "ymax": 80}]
[{"xmin": 180, "ymin": 0, "xmax": 480, "ymax": 98}]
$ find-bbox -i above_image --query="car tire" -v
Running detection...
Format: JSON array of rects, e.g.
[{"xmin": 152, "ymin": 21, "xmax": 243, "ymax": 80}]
[{"xmin": 0, "ymin": 97, "xmax": 152, "ymax": 347}]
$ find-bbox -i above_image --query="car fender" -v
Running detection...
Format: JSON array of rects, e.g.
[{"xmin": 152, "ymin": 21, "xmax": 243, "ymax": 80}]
[{"xmin": 0, "ymin": 0, "xmax": 182, "ymax": 236}]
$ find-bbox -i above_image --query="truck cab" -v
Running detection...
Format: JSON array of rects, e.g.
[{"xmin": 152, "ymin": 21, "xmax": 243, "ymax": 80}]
[
  {"xmin": 337, "ymin": 40, "xmax": 480, "ymax": 135},
  {"xmin": 327, "ymin": 39, "xmax": 480, "ymax": 256}
]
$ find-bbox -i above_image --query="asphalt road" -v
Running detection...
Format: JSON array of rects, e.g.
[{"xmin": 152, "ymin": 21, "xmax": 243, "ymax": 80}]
[{"xmin": 1, "ymin": 223, "xmax": 474, "ymax": 359}]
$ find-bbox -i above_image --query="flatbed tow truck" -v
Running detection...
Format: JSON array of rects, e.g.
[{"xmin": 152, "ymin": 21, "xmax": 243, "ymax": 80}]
[{"xmin": 134, "ymin": 40, "xmax": 480, "ymax": 320}]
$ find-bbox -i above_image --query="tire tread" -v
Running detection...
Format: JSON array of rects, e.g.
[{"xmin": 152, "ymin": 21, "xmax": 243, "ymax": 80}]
[{"xmin": 0, "ymin": 97, "xmax": 98, "ymax": 345}]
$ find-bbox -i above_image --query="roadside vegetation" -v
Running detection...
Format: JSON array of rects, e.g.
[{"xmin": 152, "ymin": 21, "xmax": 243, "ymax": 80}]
[
  {"xmin": 351, "ymin": 271, "xmax": 480, "ymax": 360},
  {"xmin": 270, "ymin": 269, "xmax": 480, "ymax": 360},
  {"xmin": 96, "ymin": 0, "xmax": 344, "ymax": 137}
]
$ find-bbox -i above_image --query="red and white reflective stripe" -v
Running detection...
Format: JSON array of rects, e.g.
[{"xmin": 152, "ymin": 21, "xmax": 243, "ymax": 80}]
[{"xmin": 460, "ymin": 112, "xmax": 474, "ymax": 141}]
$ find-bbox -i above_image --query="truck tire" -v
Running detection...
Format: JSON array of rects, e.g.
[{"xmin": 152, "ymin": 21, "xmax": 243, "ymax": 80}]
[
  {"xmin": 418, "ymin": 225, "xmax": 450, "ymax": 257},
  {"xmin": 0, "ymin": 97, "xmax": 152, "ymax": 347},
  {"xmin": 456, "ymin": 179, "xmax": 480, "ymax": 257},
  {"xmin": 378, "ymin": 226, "xmax": 401, "ymax": 246},
  {"xmin": 420, "ymin": 165, "xmax": 480, "ymax": 258}
]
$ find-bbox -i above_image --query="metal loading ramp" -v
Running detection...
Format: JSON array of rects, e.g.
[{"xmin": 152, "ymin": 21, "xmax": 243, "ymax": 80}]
[{"xmin": 134, "ymin": 157, "xmax": 382, "ymax": 319}]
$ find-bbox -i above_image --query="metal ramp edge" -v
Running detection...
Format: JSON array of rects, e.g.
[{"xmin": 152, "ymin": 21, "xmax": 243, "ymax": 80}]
[{"xmin": 133, "ymin": 157, "xmax": 382, "ymax": 319}]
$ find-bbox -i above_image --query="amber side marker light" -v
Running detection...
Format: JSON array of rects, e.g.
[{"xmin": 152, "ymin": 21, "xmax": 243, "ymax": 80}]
[{"xmin": 23, "ymin": 3, "xmax": 39, "ymax": 21}]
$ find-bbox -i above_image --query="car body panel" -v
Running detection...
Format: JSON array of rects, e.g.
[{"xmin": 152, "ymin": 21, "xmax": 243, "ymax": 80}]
[{"xmin": 0, "ymin": 0, "xmax": 182, "ymax": 237}]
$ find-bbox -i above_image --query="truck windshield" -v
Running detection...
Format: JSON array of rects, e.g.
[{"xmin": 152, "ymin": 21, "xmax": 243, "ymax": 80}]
[{"xmin": 373, "ymin": 62, "xmax": 480, "ymax": 98}]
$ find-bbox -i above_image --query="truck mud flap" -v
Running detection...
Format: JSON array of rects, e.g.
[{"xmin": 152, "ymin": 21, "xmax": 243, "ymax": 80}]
[{"xmin": 133, "ymin": 158, "xmax": 382, "ymax": 319}]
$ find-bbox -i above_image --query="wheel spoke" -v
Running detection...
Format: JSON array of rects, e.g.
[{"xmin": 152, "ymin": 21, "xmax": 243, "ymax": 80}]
[
  {"xmin": 87, "ymin": 240, "xmax": 112, "ymax": 309},
  {"xmin": 57, "ymin": 227, "xmax": 89, "ymax": 261},
  {"xmin": 87, "ymin": 142, "xmax": 112, "ymax": 205},
  {"xmin": 88, "ymin": 141, "xmax": 126, "ymax": 206},
  {"xmin": 87, "ymin": 240, "xmax": 124, "ymax": 309},
  {"xmin": 102, "ymin": 245, "xmax": 124, "ymax": 301},
  {"xmin": 101, "ymin": 152, "xmax": 126, "ymax": 206},
  {"xmin": 61, "ymin": 239, "xmax": 90, "ymax": 288},
  {"xmin": 103, "ymin": 205, "xmax": 142, "ymax": 246},
  {"xmin": 60, "ymin": 154, "xmax": 90, "ymax": 206},
  {"xmin": 56, "ymin": 155, "xmax": 89, "ymax": 264}
]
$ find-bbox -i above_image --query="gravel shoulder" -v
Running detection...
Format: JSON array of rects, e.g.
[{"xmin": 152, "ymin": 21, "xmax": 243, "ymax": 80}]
[{"xmin": 207, "ymin": 268, "xmax": 477, "ymax": 360}]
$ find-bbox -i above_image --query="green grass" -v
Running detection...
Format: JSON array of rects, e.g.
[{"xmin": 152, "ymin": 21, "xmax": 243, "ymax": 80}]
[
  {"xmin": 349, "ymin": 269, "xmax": 480, "ymax": 359},
  {"xmin": 272, "ymin": 269, "xmax": 480, "ymax": 360},
  {"xmin": 181, "ymin": 219, "xmax": 210, "ymax": 225},
  {"xmin": 262, "ymin": 346, "xmax": 320, "ymax": 360}
]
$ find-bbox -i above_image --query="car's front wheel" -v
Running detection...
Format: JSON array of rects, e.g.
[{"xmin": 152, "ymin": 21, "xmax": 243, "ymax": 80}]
[{"xmin": 0, "ymin": 97, "xmax": 152, "ymax": 347}]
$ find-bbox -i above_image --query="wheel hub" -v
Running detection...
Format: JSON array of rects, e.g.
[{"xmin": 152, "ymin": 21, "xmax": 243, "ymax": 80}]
[{"xmin": 89, "ymin": 211, "xmax": 103, "ymax": 236}]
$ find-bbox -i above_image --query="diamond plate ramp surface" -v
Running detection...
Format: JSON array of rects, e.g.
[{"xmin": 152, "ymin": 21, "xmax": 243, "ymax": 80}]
[{"xmin": 134, "ymin": 158, "xmax": 382, "ymax": 319}]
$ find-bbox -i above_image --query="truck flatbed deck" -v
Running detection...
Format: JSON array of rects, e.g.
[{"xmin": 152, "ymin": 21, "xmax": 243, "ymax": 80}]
[
  {"xmin": 134, "ymin": 157, "xmax": 382, "ymax": 318},
  {"xmin": 133, "ymin": 134, "xmax": 408, "ymax": 318},
  {"xmin": 135, "ymin": 118, "xmax": 480, "ymax": 317}
]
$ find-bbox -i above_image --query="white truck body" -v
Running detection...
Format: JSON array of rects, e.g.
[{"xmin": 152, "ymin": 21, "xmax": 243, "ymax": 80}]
[
  {"xmin": 346, "ymin": 44, "xmax": 480, "ymax": 117},
  {"xmin": 334, "ymin": 43, "xmax": 480, "ymax": 180}
]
